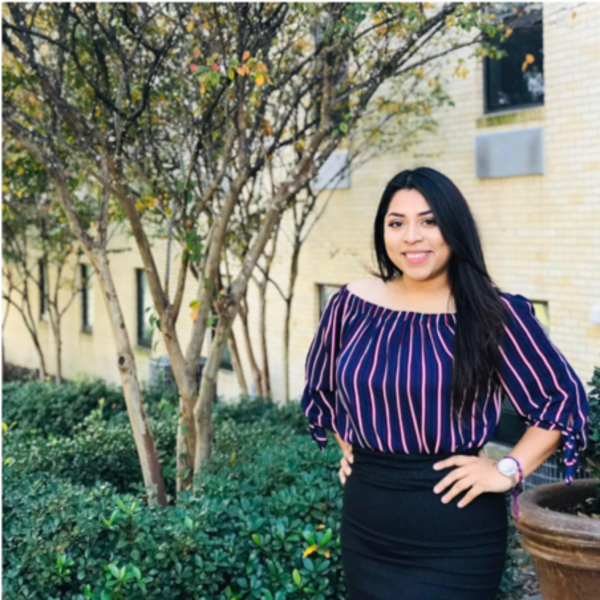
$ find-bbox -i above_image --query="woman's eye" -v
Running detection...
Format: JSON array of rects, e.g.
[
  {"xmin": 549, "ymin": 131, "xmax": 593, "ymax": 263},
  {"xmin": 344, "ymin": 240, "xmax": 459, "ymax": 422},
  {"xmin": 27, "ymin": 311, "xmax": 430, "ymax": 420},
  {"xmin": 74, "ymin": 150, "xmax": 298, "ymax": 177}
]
[{"xmin": 388, "ymin": 220, "xmax": 437, "ymax": 228}]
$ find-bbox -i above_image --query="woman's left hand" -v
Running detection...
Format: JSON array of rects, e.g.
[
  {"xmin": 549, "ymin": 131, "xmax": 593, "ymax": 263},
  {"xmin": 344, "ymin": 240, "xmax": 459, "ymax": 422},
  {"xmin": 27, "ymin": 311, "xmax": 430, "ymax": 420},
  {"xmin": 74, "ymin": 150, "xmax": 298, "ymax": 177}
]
[{"xmin": 432, "ymin": 455, "xmax": 514, "ymax": 508}]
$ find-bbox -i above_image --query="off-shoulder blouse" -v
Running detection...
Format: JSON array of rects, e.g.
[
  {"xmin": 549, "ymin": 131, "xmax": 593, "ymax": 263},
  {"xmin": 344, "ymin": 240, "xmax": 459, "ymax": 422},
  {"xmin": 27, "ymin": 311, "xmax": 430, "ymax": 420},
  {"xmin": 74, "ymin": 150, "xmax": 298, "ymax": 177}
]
[{"xmin": 301, "ymin": 283, "xmax": 590, "ymax": 485}]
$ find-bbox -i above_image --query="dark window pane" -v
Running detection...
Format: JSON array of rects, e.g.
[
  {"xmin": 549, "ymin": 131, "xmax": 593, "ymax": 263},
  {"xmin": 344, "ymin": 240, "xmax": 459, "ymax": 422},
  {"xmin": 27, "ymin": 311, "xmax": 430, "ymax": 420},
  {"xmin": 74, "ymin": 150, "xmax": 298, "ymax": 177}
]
[
  {"xmin": 319, "ymin": 284, "xmax": 342, "ymax": 318},
  {"xmin": 39, "ymin": 260, "xmax": 48, "ymax": 317},
  {"xmin": 81, "ymin": 264, "xmax": 93, "ymax": 333},
  {"xmin": 484, "ymin": 3, "xmax": 544, "ymax": 112},
  {"xmin": 136, "ymin": 269, "xmax": 153, "ymax": 348}
]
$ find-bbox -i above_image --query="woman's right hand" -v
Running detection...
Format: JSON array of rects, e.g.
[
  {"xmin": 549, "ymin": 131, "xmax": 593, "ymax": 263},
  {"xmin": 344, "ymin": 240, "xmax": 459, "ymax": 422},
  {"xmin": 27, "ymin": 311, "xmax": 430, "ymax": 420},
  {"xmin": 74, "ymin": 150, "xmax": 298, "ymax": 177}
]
[{"xmin": 339, "ymin": 444, "xmax": 354, "ymax": 486}]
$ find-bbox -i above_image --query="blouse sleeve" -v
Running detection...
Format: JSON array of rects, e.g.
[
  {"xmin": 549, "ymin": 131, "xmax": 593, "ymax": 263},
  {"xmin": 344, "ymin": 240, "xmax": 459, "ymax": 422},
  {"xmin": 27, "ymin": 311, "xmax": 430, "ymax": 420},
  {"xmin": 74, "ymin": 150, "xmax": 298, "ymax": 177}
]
[
  {"xmin": 497, "ymin": 292, "xmax": 590, "ymax": 485},
  {"xmin": 301, "ymin": 288, "xmax": 346, "ymax": 452}
]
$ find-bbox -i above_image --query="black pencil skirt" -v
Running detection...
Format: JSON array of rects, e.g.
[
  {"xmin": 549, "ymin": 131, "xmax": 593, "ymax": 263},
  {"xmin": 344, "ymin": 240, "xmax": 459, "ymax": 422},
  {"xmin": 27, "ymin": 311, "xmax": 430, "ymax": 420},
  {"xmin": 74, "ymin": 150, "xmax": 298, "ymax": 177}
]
[{"xmin": 340, "ymin": 445, "xmax": 508, "ymax": 600}]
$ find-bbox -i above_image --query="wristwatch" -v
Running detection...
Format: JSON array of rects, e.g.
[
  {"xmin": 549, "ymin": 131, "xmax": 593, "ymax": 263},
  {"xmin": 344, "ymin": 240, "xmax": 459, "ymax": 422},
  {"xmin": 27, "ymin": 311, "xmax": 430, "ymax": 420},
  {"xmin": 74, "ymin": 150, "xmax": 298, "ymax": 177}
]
[
  {"xmin": 497, "ymin": 455, "xmax": 524, "ymax": 523},
  {"xmin": 497, "ymin": 456, "xmax": 520, "ymax": 488}
]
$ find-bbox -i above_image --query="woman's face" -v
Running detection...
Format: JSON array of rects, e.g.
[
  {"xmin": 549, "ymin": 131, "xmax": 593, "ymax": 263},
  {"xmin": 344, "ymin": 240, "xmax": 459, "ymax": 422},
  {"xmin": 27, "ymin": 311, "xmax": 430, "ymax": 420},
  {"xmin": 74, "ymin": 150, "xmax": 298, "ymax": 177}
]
[{"xmin": 383, "ymin": 188, "xmax": 452, "ymax": 283}]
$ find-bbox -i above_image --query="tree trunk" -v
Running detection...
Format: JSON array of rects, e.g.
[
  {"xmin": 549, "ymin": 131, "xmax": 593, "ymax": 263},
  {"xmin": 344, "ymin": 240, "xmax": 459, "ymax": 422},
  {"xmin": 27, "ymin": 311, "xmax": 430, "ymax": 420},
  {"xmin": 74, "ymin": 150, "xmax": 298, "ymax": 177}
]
[
  {"xmin": 193, "ymin": 310, "xmax": 239, "ymax": 489},
  {"xmin": 0, "ymin": 326, "xmax": 6, "ymax": 381},
  {"xmin": 90, "ymin": 250, "xmax": 167, "ymax": 507},
  {"xmin": 228, "ymin": 329, "xmax": 248, "ymax": 397},
  {"xmin": 239, "ymin": 295, "xmax": 264, "ymax": 398},
  {"xmin": 258, "ymin": 277, "xmax": 271, "ymax": 402},
  {"xmin": 175, "ymin": 389, "xmax": 198, "ymax": 493},
  {"xmin": 49, "ymin": 311, "xmax": 64, "ymax": 384},
  {"xmin": 32, "ymin": 334, "xmax": 47, "ymax": 381},
  {"xmin": 193, "ymin": 360, "xmax": 218, "ymax": 490},
  {"xmin": 283, "ymin": 244, "xmax": 301, "ymax": 404}
]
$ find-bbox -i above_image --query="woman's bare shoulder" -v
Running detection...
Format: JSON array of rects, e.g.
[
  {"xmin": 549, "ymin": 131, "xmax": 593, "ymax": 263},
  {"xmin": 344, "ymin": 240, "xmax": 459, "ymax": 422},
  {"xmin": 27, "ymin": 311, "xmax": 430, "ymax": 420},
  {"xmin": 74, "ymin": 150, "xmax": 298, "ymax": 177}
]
[{"xmin": 346, "ymin": 277, "xmax": 382, "ymax": 296}]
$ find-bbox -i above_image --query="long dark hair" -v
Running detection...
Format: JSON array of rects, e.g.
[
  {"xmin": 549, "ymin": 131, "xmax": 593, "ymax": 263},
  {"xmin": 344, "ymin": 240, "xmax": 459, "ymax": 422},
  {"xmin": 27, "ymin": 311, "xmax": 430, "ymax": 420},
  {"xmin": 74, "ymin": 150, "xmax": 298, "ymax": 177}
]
[{"xmin": 370, "ymin": 167, "xmax": 508, "ymax": 427}]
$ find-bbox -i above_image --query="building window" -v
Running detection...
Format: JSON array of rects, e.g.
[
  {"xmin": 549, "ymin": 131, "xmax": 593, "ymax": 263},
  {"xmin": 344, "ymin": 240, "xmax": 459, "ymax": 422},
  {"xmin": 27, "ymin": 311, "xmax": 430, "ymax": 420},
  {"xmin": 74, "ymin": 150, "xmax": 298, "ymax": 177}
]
[
  {"xmin": 39, "ymin": 260, "xmax": 48, "ymax": 320},
  {"xmin": 80, "ymin": 264, "xmax": 93, "ymax": 334},
  {"xmin": 493, "ymin": 299, "xmax": 549, "ymax": 445},
  {"xmin": 531, "ymin": 300, "xmax": 549, "ymax": 333},
  {"xmin": 207, "ymin": 295, "xmax": 234, "ymax": 371},
  {"xmin": 318, "ymin": 283, "xmax": 342, "ymax": 318},
  {"xmin": 220, "ymin": 342, "xmax": 234, "ymax": 371},
  {"xmin": 483, "ymin": 3, "xmax": 544, "ymax": 113},
  {"xmin": 136, "ymin": 268, "xmax": 153, "ymax": 348}
]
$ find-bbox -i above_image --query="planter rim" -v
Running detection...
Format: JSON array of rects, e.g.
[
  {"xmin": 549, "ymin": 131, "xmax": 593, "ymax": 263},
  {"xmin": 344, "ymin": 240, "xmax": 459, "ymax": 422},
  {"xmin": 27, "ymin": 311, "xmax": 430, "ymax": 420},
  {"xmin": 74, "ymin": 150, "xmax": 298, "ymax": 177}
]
[{"xmin": 516, "ymin": 478, "xmax": 600, "ymax": 540}]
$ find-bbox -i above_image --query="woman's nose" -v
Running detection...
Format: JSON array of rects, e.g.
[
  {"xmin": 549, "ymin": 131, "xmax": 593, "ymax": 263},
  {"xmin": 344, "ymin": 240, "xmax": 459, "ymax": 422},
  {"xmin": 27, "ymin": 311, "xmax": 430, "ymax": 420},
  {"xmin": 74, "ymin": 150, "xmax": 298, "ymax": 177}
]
[{"xmin": 404, "ymin": 224, "xmax": 424, "ymax": 241}]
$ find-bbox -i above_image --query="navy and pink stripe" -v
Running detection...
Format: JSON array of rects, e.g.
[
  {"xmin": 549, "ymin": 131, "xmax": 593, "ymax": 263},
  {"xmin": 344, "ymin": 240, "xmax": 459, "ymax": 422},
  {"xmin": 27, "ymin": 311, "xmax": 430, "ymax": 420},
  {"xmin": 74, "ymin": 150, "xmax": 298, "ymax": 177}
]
[{"xmin": 301, "ymin": 283, "xmax": 589, "ymax": 485}]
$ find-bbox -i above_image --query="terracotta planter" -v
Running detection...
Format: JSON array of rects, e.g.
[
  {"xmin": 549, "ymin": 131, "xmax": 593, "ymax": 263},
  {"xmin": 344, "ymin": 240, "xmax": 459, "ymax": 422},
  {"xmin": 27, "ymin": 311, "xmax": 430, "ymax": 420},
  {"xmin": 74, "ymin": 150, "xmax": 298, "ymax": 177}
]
[{"xmin": 515, "ymin": 479, "xmax": 600, "ymax": 600}]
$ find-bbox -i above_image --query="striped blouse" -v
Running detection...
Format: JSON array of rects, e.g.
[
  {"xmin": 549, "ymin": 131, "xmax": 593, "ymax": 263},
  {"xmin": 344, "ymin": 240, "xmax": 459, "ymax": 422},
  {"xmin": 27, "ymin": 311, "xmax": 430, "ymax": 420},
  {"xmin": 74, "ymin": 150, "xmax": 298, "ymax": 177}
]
[{"xmin": 301, "ymin": 283, "xmax": 590, "ymax": 485}]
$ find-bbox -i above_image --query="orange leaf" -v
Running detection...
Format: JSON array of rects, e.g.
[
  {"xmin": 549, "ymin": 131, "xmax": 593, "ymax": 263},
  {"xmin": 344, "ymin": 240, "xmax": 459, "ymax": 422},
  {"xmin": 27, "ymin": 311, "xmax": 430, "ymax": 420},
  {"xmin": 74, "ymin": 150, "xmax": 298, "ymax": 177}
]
[
  {"xmin": 191, "ymin": 308, "xmax": 199, "ymax": 322},
  {"xmin": 255, "ymin": 74, "xmax": 265, "ymax": 86},
  {"xmin": 211, "ymin": 63, "xmax": 220, "ymax": 72},
  {"xmin": 302, "ymin": 544, "xmax": 318, "ymax": 559},
  {"xmin": 242, "ymin": 50, "xmax": 250, "ymax": 61}
]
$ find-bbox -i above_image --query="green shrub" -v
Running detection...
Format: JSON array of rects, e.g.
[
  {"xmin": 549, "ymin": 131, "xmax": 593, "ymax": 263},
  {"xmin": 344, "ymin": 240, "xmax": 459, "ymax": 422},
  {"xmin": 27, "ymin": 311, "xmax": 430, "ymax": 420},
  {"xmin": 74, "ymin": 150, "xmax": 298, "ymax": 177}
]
[
  {"xmin": 2, "ymin": 434, "xmax": 346, "ymax": 599},
  {"xmin": 2, "ymin": 378, "xmax": 124, "ymax": 438},
  {"xmin": 2, "ymin": 385, "xmax": 526, "ymax": 600},
  {"xmin": 3, "ymin": 414, "xmax": 178, "ymax": 497},
  {"xmin": 2, "ymin": 376, "xmax": 178, "ymax": 439}
]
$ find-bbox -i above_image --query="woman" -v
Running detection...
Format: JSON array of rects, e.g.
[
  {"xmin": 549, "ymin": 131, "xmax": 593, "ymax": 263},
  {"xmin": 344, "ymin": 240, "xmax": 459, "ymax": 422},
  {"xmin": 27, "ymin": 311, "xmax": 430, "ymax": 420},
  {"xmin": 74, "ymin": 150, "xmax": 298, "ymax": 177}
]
[{"xmin": 301, "ymin": 167, "xmax": 589, "ymax": 600}]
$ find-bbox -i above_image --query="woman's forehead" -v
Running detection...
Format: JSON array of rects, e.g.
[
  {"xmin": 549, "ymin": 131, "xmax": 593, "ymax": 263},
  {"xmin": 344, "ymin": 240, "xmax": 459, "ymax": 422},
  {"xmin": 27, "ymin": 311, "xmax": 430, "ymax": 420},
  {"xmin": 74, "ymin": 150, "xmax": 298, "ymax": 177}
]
[{"xmin": 387, "ymin": 189, "xmax": 431, "ymax": 215}]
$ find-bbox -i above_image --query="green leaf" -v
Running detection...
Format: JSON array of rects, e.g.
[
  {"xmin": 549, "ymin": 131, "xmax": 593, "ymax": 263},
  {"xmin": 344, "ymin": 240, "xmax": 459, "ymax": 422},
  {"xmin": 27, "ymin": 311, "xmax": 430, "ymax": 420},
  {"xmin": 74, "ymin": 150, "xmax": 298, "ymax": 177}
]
[
  {"xmin": 318, "ymin": 528, "xmax": 332, "ymax": 546},
  {"xmin": 109, "ymin": 563, "xmax": 120, "ymax": 579}
]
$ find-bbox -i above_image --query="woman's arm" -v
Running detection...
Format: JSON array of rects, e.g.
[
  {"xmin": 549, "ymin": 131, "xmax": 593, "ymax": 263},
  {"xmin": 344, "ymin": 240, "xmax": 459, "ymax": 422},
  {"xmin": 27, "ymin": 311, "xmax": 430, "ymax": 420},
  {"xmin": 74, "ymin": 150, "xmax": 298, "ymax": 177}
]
[
  {"xmin": 334, "ymin": 432, "xmax": 351, "ymax": 452},
  {"xmin": 505, "ymin": 425, "xmax": 562, "ymax": 479}
]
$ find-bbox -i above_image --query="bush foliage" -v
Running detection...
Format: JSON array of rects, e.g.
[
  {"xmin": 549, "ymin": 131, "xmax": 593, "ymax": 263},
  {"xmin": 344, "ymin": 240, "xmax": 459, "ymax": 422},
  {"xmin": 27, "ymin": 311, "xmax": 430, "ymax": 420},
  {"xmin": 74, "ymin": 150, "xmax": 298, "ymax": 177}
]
[{"xmin": 2, "ymin": 379, "xmax": 539, "ymax": 599}]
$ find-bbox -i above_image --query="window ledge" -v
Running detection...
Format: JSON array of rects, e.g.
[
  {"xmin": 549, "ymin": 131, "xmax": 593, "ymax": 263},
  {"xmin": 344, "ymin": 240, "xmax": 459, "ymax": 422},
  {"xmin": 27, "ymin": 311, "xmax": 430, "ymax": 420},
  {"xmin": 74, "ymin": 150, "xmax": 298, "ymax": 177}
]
[{"xmin": 476, "ymin": 105, "xmax": 545, "ymax": 129}]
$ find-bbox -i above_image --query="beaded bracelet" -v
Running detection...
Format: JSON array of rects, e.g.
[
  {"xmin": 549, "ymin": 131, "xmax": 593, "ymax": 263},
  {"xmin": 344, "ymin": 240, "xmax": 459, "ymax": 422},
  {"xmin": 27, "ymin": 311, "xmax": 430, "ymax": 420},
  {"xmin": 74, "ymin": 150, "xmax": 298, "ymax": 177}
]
[{"xmin": 502, "ymin": 455, "xmax": 524, "ymax": 522}]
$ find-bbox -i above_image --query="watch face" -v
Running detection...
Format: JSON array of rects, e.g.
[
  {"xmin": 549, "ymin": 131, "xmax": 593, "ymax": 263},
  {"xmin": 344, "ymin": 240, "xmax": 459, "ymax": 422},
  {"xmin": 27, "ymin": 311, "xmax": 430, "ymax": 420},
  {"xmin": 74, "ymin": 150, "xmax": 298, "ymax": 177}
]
[{"xmin": 498, "ymin": 458, "xmax": 517, "ymax": 475}]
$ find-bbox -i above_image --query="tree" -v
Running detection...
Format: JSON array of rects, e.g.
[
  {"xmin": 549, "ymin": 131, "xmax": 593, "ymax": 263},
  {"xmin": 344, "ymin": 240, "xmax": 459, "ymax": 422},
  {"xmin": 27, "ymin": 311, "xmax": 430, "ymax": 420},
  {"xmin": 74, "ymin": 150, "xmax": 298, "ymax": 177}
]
[
  {"xmin": 2, "ymin": 3, "xmax": 506, "ymax": 494},
  {"xmin": 2, "ymin": 136, "xmax": 88, "ymax": 384},
  {"xmin": 2, "ymin": 4, "xmax": 170, "ymax": 506}
]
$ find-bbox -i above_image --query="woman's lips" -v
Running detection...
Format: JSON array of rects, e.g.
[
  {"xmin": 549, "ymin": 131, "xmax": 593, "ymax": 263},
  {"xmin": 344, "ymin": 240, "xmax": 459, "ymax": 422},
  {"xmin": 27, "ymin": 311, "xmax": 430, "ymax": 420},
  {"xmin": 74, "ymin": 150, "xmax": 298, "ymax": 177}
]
[{"xmin": 403, "ymin": 252, "xmax": 431, "ymax": 265}]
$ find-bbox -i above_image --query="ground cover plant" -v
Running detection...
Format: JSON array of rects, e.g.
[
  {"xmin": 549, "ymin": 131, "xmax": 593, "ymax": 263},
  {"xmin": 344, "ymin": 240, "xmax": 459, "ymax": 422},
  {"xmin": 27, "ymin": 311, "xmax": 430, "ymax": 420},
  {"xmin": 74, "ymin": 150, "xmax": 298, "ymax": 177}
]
[{"xmin": 3, "ymin": 379, "xmax": 530, "ymax": 599}]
